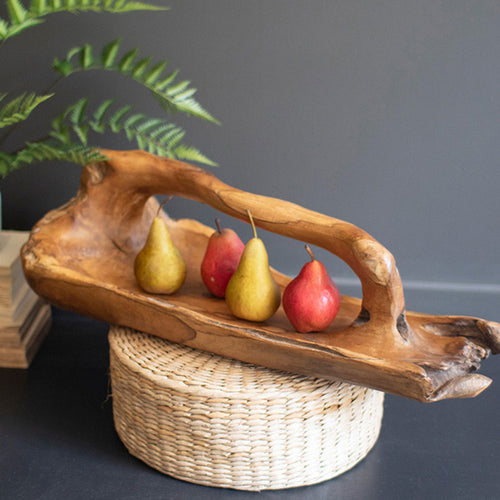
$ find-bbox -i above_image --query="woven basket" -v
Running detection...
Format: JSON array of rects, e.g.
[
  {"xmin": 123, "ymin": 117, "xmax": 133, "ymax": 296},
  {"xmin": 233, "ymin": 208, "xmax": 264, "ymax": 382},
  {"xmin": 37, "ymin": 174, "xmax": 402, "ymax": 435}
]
[{"xmin": 109, "ymin": 325, "xmax": 384, "ymax": 491}]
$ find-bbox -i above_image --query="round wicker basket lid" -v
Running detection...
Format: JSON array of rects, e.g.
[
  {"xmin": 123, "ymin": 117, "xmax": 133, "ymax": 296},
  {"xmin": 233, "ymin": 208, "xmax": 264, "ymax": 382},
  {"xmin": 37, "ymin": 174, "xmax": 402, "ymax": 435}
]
[{"xmin": 109, "ymin": 326, "xmax": 384, "ymax": 491}]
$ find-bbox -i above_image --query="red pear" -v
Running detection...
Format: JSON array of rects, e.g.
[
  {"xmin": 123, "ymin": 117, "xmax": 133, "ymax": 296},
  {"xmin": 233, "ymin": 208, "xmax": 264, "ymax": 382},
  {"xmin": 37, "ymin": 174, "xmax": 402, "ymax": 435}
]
[
  {"xmin": 201, "ymin": 219, "xmax": 245, "ymax": 297},
  {"xmin": 283, "ymin": 245, "xmax": 341, "ymax": 333}
]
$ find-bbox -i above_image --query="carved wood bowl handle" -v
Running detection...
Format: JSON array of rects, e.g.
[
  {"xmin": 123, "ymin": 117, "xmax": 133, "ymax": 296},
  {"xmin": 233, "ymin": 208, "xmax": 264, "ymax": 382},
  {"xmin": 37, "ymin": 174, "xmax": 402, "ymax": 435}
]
[
  {"xmin": 23, "ymin": 148, "xmax": 499, "ymax": 401},
  {"xmin": 87, "ymin": 149, "xmax": 405, "ymax": 328}
]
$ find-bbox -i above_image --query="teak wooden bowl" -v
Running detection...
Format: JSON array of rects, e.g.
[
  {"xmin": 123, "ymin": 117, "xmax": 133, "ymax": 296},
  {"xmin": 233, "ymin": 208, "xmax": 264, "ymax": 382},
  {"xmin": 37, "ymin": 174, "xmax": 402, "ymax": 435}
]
[{"xmin": 21, "ymin": 149, "xmax": 500, "ymax": 402}]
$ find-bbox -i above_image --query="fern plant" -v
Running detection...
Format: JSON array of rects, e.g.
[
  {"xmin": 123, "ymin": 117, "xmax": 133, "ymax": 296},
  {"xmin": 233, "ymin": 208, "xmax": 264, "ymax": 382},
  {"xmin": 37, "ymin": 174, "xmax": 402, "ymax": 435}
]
[{"xmin": 0, "ymin": 0, "xmax": 218, "ymax": 179}]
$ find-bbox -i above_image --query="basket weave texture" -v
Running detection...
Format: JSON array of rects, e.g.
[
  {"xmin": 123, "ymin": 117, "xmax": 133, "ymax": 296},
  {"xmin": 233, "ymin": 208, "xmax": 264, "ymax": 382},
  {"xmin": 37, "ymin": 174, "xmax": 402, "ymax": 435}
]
[{"xmin": 109, "ymin": 325, "xmax": 384, "ymax": 491}]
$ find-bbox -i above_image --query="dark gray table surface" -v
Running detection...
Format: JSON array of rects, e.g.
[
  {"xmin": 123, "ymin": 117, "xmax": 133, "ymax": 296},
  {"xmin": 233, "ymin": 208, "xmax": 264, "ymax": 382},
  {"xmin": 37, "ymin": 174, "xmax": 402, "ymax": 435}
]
[{"xmin": 1, "ymin": 298, "xmax": 499, "ymax": 500}]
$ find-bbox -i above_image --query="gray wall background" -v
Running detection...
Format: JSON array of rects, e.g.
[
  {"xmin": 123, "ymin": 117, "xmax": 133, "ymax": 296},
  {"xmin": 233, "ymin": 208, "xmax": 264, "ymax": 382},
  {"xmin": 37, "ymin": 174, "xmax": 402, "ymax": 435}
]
[{"xmin": 1, "ymin": 0, "xmax": 499, "ymax": 319}]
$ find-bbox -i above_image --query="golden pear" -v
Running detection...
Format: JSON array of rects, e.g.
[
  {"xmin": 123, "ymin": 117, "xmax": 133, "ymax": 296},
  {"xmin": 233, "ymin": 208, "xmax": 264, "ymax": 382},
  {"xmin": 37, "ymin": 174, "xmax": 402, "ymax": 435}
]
[
  {"xmin": 225, "ymin": 211, "xmax": 281, "ymax": 322},
  {"xmin": 134, "ymin": 215, "xmax": 186, "ymax": 294}
]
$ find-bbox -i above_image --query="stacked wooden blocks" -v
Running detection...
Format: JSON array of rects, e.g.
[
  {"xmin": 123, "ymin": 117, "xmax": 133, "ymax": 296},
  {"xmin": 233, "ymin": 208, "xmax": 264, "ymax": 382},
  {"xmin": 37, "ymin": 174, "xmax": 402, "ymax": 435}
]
[{"xmin": 0, "ymin": 231, "xmax": 51, "ymax": 368}]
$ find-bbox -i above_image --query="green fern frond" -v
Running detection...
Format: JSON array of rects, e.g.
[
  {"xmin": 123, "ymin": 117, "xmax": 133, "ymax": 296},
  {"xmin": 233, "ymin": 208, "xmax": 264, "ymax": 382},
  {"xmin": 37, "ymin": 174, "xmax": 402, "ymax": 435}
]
[
  {"xmin": 0, "ymin": 19, "xmax": 8, "ymax": 39},
  {"xmin": 172, "ymin": 144, "xmax": 217, "ymax": 167},
  {"xmin": 0, "ymin": 92, "xmax": 53, "ymax": 128},
  {"xmin": 0, "ymin": 140, "xmax": 106, "ymax": 177},
  {"xmin": 0, "ymin": 0, "xmax": 167, "ymax": 41},
  {"xmin": 0, "ymin": 151, "xmax": 14, "ymax": 177},
  {"xmin": 7, "ymin": 0, "xmax": 29, "ymax": 24},
  {"xmin": 19, "ymin": 141, "xmax": 105, "ymax": 166},
  {"xmin": 53, "ymin": 39, "xmax": 220, "ymax": 124},
  {"xmin": 51, "ymin": 98, "xmax": 217, "ymax": 165}
]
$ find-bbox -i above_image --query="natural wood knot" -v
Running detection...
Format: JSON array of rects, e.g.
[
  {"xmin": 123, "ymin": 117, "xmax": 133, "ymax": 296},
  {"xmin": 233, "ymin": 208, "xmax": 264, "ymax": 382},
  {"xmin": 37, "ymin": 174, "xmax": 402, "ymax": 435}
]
[
  {"xmin": 83, "ymin": 161, "xmax": 109, "ymax": 186},
  {"xmin": 477, "ymin": 320, "xmax": 500, "ymax": 354},
  {"xmin": 352, "ymin": 239, "xmax": 393, "ymax": 286}
]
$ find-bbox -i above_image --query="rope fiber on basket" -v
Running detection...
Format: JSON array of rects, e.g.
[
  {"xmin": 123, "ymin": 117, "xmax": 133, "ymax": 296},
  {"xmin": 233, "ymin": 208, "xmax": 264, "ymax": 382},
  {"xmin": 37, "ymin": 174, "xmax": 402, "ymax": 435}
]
[{"xmin": 109, "ymin": 325, "xmax": 384, "ymax": 491}]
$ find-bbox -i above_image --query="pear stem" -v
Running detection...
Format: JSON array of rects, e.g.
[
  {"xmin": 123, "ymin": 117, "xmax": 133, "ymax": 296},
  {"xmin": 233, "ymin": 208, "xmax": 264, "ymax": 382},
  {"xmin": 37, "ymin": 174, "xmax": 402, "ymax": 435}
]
[
  {"xmin": 246, "ymin": 209, "xmax": 258, "ymax": 239},
  {"xmin": 215, "ymin": 218, "xmax": 222, "ymax": 234},
  {"xmin": 156, "ymin": 196, "xmax": 173, "ymax": 216},
  {"xmin": 305, "ymin": 244, "xmax": 316, "ymax": 261}
]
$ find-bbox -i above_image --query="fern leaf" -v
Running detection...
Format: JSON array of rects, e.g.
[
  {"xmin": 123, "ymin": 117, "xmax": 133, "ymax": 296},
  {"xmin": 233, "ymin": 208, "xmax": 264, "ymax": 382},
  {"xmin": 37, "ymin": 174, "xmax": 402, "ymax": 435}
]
[
  {"xmin": 29, "ymin": 0, "xmax": 47, "ymax": 16},
  {"xmin": 172, "ymin": 87, "xmax": 197, "ymax": 101},
  {"xmin": 92, "ymin": 99, "xmax": 114, "ymax": 128},
  {"xmin": 101, "ymin": 38, "xmax": 121, "ymax": 68},
  {"xmin": 68, "ymin": 97, "xmax": 89, "ymax": 125},
  {"xmin": 49, "ymin": 115, "xmax": 72, "ymax": 144},
  {"xmin": 155, "ymin": 69, "xmax": 179, "ymax": 91},
  {"xmin": 108, "ymin": 105, "xmax": 132, "ymax": 132},
  {"xmin": 122, "ymin": 113, "xmax": 146, "ymax": 137},
  {"xmin": 157, "ymin": 124, "xmax": 182, "ymax": 144},
  {"xmin": 1, "ymin": 141, "xmax": 106, "ymax": 178},
  {"xmin": 53, "ymin": 46, "xmax": 81, "ymax": 75},
  {"xmin": 23, "ymin": 142, "xmax": 106, "ymax": 166},
  {"xmin": 79, "ymin": 44, "xmax": 94, "ymax": 69},
  {"xmin": 135, "ymin": 117, "xmax": 163, "ymax": 136},
  {"xmin": 51, "ymin": 98, "xmax": 217, "ymax": 165},
  {"xmin": 131, "ymin": 57, "xmax": 151, "ymax": 79},
  {"xmin": 147, "ymin": 122, "xmax": 174, "ymax": 141},
  {"xmin": 0, "ymin": 92, "xmax": 53, "ymax": 128},
  {"xmin": 165, "ymin": 79, "xmax": 191, "ymax": 97},
  {"xmin": 0, "ymin": 152, "xmax": 14, "ymax": 177},
  {"xmin": 123, "ymin": 115, "xmax": 146, "ymax": 140},
  {"xmin": 7, "ymin": 0, "xmax": 28, "ymax": 24},
  {"xmin": 36, "ymin": 0, "xmax": 168, "ymax": 14},
  {"xmin": 117, "ymin": 48, "xmax": 138, "ymax": 72},
  {"xmin": 144, "ymin": 61, "xmax": 166, "ymax": 85},
  {"xmin": 155, "ymin": 90, "xmax": 219, "ymax": 124},
  {"xmin": 65, "ymin": 46, "xmax": 82, "ymax": 62},
  {"xmin": 53, "ymin": 42, "xmax": 219, "ymax": 123},
  {"xmin": 108, "ymin": 1, "xmax": 167, "ymax": 12},
  {"xmin": 0, "ymin": 17, "xmax": 43, "ymax": 39},
  {"xmin": 73, "ymin": 123, "xmax": 89, "ymax": 145},
  {"xmin": 52, "ymin": 58, "xmax": 73, "ymax": 76},
  {"xmin": 0, "ymin": 18, "xmax": 8, "ymax": 38},
  {"xmin": 164, "ymin": 128, "xmax": 185, "ymax": 149},
  {"xmin": 173, "ymin": 144, "xmax": 218, "ymax": 167},
  {"xmin": 0, "ymin": 0, "xmax": 167, "ymax": 41},
  {"xmin": 169, "ymin": 97, "xmax": 219, "ymax": 124}
]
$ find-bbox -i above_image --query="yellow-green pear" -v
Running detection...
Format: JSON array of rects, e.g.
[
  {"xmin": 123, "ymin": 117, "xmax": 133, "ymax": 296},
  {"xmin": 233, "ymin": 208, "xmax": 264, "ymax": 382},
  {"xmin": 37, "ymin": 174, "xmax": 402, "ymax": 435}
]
[
  {"xmin": 225, "ymin": 210, "xmax": 281, "ymax": 322},
  {"xmin": 134, "ymin": 211, "xmax": 186, "ymax": 294}
]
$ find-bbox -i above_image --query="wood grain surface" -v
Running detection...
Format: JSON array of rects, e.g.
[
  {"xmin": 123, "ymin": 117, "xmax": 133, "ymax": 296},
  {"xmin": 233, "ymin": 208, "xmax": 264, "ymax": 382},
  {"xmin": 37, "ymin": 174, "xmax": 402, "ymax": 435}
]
[{"xmin": 21, "ymin": 150, "xmax": 500, "ymax": 401}]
